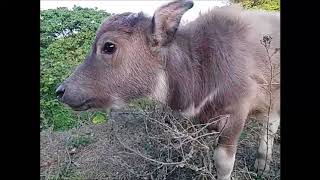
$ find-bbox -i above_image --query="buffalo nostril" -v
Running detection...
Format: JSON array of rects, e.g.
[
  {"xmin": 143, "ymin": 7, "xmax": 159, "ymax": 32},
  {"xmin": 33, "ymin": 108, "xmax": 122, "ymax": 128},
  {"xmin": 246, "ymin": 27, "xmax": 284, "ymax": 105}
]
[{"xmin": 55, "ymin": 85, "xmax": 65, "ymax": 100}]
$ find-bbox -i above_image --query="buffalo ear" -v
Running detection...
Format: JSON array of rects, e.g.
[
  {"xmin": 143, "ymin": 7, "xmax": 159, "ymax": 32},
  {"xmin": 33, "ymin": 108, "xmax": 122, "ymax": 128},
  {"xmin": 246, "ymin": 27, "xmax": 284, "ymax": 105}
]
[{"xmin": 150, "ymin": 0, "xmax": 193, "ymax": 47}]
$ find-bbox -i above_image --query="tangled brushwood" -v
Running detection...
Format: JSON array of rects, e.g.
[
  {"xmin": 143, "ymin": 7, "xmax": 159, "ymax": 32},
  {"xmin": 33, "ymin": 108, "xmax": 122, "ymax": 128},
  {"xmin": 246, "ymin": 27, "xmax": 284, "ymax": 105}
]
[{"xmin": 109, "ymin": 103, "xmax": 229, "ymax": 180}]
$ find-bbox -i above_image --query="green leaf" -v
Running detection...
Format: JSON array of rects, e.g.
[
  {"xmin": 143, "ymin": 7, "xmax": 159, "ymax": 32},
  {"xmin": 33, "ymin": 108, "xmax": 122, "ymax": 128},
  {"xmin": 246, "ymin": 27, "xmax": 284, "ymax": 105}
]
[{"xmin": 92, "ymin": 113, "xmax": 106, "ymax": 124}]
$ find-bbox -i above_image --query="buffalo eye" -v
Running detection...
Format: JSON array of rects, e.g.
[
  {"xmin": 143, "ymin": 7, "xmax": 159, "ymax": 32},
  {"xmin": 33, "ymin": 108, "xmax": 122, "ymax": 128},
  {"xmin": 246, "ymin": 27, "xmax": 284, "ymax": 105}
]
[{"xmin": 102, "ymin": 42, "xmax": 116, "ymax": 54}]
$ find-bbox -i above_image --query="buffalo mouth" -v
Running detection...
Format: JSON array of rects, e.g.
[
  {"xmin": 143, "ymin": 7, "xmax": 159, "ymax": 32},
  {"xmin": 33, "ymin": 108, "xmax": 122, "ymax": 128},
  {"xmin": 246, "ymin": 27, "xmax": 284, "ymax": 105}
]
[
  {"xmin": 61, "ymin": 96, "xmax": 113, "ymax": 112},
  {"xmin": 67, "ymin": 99, "xmax": 93, "ymax": 111},
  {"xmin": 70, "ymin": 103, "xmax": 91, "ymax": 111}
]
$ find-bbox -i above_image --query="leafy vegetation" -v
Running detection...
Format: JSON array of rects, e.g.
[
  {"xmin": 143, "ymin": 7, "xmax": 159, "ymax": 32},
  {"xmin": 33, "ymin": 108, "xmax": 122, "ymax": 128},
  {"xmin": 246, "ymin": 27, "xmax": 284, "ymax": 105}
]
[
  {"xmin": 67, "ymin": 134, "xmax": 94, "ymax": 149},
  {"xmin": 233, "ymin": 0, "xmax": 280, "ymax": 11},
  {"xmin": 40, "ymin": 6, "xmax": 110, "ymax": 131}
]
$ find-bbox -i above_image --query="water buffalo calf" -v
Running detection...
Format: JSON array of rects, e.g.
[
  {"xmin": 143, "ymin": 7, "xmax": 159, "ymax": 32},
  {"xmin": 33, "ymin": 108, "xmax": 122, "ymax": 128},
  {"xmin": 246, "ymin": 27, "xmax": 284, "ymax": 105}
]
[{"xmin": 56, "ymin": 1, "xmax": 280, "ymax": 179}]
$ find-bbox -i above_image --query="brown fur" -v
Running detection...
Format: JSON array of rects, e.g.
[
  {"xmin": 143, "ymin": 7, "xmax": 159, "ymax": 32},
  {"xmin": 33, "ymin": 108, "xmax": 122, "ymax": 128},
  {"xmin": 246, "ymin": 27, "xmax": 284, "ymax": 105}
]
[{"xmin": 56, "ymin": 1, "xmax": 280, "ymax": 179}]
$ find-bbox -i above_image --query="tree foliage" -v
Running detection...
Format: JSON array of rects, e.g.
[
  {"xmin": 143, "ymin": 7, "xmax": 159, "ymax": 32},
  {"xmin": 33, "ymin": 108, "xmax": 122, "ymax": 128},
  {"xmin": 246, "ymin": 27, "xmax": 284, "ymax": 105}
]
[
  {"xmin": 232, "ymin": 0, "xmax": 280, "ymax": 11},
  {"xmin": 40, "ymin": 6, "xmax": 110, "ymax": 131}
]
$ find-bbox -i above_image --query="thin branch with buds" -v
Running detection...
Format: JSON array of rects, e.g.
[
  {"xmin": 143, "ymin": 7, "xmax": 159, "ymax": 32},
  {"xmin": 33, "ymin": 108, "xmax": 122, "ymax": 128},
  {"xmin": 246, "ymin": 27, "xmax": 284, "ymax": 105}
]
[{"xmin": 257, "ymin": 35, "xmax": 280, "ymax": 175}]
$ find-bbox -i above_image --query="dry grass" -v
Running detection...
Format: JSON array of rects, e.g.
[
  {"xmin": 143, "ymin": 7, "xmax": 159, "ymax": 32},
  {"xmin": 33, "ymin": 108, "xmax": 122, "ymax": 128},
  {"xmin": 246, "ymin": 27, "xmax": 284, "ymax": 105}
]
[{"xmin": 40, "ymin": 104, "xmax": 280, "ymax": 180}]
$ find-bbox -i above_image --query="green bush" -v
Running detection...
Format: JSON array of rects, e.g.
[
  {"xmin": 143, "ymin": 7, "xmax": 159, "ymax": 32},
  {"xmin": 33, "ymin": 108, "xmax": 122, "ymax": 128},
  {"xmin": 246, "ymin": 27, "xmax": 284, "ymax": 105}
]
[
  {"xmin": 235, "ymin": 0, "xmax": 280, "ymax": 11},
  {"xmin": 40, "ymin": 6, "xmax": 110, "ymax": 131}
]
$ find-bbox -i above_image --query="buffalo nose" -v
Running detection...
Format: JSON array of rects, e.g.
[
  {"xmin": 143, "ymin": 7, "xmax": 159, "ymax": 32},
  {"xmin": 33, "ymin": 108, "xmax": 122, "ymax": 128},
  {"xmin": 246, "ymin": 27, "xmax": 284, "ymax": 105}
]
[{"xmin": 55, "ymin": 85, "xmax": 65, "ymax": 100}]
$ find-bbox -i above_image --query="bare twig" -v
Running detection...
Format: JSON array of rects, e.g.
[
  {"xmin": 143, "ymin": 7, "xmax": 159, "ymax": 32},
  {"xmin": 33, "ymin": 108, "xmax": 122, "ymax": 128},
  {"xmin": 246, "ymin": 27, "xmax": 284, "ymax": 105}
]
[
  {"xmin": 258, "ymin": 34, "xmax": 280, "ymax": 175},
  {"xmin": 113, "ymin": 106, "xmax": 228, "ymax": 179}
]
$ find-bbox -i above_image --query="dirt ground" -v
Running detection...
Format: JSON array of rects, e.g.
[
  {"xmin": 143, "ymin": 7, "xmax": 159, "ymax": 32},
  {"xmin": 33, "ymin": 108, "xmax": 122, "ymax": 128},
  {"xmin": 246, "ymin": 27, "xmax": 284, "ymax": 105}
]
[{"xmin": 40, "ymin": 107, "xmax": 280, "ymax": 180}]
